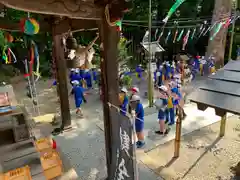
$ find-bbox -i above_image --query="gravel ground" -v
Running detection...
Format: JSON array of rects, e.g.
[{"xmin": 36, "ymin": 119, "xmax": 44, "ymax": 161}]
[{"xmin": 140, "ymin": 115, "xmax": 240, "ymax": 180}]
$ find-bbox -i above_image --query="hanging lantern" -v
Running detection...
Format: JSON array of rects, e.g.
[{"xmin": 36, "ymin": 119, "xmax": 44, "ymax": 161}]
[{"xmin": 20, "ymin": 18, "xmax": 40, "ymax": 35}]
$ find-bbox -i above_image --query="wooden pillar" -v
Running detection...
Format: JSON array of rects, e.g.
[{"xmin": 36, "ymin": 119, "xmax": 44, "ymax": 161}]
[
  {"xmin": 174, "ymin": 108, "xmax": 183, "ymax": 158},
  {"xmin": 219, "ymin": 113, "xmax": 227, "ymax": 137},
  {"xmin": 52, "ymin": 18, "xmax": 71, "ymax": 128},
  {"xmin": 99, "ymin": 10, "xmax": 120, "ymax": 178}
]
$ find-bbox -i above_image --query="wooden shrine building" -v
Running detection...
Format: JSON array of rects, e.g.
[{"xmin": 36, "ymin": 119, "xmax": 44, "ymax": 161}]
[
  {"xmin": 0, "ymin": 0, "xmax": 132, "ymax": 179},
  {"xmin": 189, "ymin": 60, "xmax": 240, "ymax": 138}
]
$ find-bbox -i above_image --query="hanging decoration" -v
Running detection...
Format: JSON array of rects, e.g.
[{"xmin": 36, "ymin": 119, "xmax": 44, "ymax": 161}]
[
  {"xmin": 210, "ymin": 22, "xmax": 223, "ymax": 41},
  {"xmin": 191, "ymin": 28, "xmax": 196, "ymax": 39},
  {"xmin": 4, "ymin": 32, "xmax": 13, "ymax": 43},
  {"xmin": 173, "ymin": 29, "xmax": 178, "ymax": 43},
  {"xmin": 162, "ymin": 0, "xmax": 186, "ymax": 23},
  {"xmin": 155, "ymin": 28, "xmax": 159, "ymax": 40},
  {"xmin": 203, "ymin": 26, "xmax": 211, "ymax": 36},
  {"xmin": 1, "ymin": 46, "xmax": 17, "ymax": 64},
  {"xmin": 224, "ymin": 18, "xmax": 231, "ymax": 28},
  {"xmin": 165, "ymin": 30, "xmax": 171, "ymax": 44},
  {"xmin": 198, "ymin": 21, "xmax": 207, "ymax": 37},
  {"xmin": 20, "ymin": 18, "xmax": 40, "ymax": 35},
  {"xmin": 182, "ymin": 30, "xmax": 190, "ymax": 50},
  {"xmin": 157, "ymin": 31, "xmax": 164, "ymax": 41},
  {"xmin": 115, "ymin": 19, "xmax": 122, "ymax": 31},
  {"xmin": 177, "ymin": 29, "xmax": 184, "ymax": 42}
]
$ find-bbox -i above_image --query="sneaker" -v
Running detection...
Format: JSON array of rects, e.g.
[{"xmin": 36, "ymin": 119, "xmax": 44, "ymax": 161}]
[
  {"xmin": 168, "ymin": 122, "xmax": 175, "ymax": 126},
  {"xmin": 155, "ymin": 130, "xmax": 164, "ymax": 135},
  {"xmin": 137, "ymin": 141, "xmax": 145, "ymax": 148},
  {"xmin": 136, "ymin": 141, "xmax": 141, "ymax": 146}
]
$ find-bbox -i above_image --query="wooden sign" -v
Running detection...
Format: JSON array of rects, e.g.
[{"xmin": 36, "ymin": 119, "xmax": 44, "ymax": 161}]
[{"xmin": 109, "ymin": 107, "xmax": 135, "ymax": 180}]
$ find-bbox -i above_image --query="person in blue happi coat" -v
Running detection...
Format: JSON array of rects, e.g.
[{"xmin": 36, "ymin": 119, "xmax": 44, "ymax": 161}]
[
  {"xmin": 69, "ymin": 69, "xmax": 75, "ymax": 80},
  {"xmin": 70, "ymin": 69, "xmax": 82, "ymax": 85},
  {"xmin": 70, "ymin": 80, "xmax": 87, "ymax": 117},
  {"xmin": 119, "ymin": 87, "xmax": 129, "ymax": 115},
  {"xmin": 136, "ymin": 64, "xmax": 144, "ymax": 81},
  {"xmin": 130, "ymin": 94, "xmax": 145, "ymax": 148},
  {"xmin": 155, "ymin": 85, "xmax": 169, "ymax": 135},
  {"xmin": 84, "ymin": 69, "xmax": 92, "ymax": 89},
  {"xmin": 92, "ymin": 68, "xmax": 98, "ymax": 85}
]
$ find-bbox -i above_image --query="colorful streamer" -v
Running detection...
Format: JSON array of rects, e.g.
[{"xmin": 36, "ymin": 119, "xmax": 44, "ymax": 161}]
[
  {"xmin": 198, "ymin": 27, "xmax": 206, "ymax": 37},
  {"xmin": 203, "ymin": 26, "xmax": 211, "ymax": 36},
  {"xmin": 155, "ymin": 28, "xmax": 159, "ymax": 40},
  {"xmin": 177, "ymin": 29, "xmax": 184, "ymax": 42},
  {"xmin": 210, "ymin": 22, "xmax": 223, "ymax": 41},
  {"xmin": 162, "ymin": 0, "xmax": 186, "ymax": 23},
  {"xmin": 224, "ymin": 18, "xmax": 231, "ymax": 28},
  {"xmin": 165, "ymin": 31, "xmax": 171, "ymax": 44},
  {"xmin": 173, "ymin": 30, "xmax": 178, "ymax": 43},
  {"xmin": 157, "ymin": 31, "xmax": 164, "ymax": 41},
  {"xmin": 191, "ymin": 28, "xmax": 196, "ymax": 39},
  {"xmin": 182, "ymin": 30, "xmax": 190, "ymax": 50}
]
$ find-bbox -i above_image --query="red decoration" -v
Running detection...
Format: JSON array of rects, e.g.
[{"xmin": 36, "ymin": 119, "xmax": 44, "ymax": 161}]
[{"xmin": 52, "ymin": 139, "xmax": 57, "ymax": 149}]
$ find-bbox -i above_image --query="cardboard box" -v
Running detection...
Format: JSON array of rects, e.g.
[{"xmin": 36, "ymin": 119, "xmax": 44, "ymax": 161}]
[
  {"xmin": 34, "ymin": 138, "xmax": 53, "ymax": 152},
  {"xmin": 4, "ymin": 166, "xmax": 32, "ymax": 180},
  {"xmin": 40, "ymin": 150, "xmax": 63, "ymax": 179}
]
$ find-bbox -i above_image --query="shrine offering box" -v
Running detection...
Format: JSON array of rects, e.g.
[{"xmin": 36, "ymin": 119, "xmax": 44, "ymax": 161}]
[
  {"xmin": 34, "ymin": 138, "xmax": 53, "ymax": 152},
  {"xmin": 40, "ymin": 150, "xmax": 63, "ymax": 179},
  {"xmin": 4, "ymin": 166, "xmax": 32, "ymax": 180}
]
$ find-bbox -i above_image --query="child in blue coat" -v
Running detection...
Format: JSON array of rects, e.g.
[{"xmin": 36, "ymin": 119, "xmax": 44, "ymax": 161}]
[
  {"xmin": 155, "ymin": 85, "xmax": 169, "ymax": 135},
  {"xmin": 131, "ymin": 95, "xmax": 145, "ymax": 148},
  {"xmin": 119, "ymin": 87, "xmax": 129, "ymax": 115},
  {"xmin": 71, "ymin": 80, "xmax": 86, "ymax": 117}
]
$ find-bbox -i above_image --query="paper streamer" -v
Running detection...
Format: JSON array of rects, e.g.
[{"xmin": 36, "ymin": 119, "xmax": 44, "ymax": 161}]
[
  {"xmin": 203, "ymin": 26, "xmax": 211, "ymax": 36},
  {"xmin": 155, "ymin": 29, "xmax": 159, "ymax": 40},
  {"xmin": 165, "ymin": 31, "xmax": 171, "ymax": 44},
  {"xmin": 191, "ymin": 28, "xmax": 196, "ymax": 39},
  {"xmin": 224, "ymin": 18, "xmax": 231, "ymax": 28},
  {"xmin": 182, "ymin": 30, "xmax": 190, "ymax": 50},
  {"xmin": 142, "ymin": 30, "xmax": 149, "ymax": 44},
  {"xmin": 198, "ymin": 27, "xmax": 206, "ymax": 37},
  {"xmin": 162, "ymin": 0, "xmax": 186, "ymax": 23},
  {"xmin": 157, "ymin": 31, "xmax": 164, "ymax": 41},
  {"xmin": 8, "ymin": 48, "xmax": 17, "ymax": 63},
  {"xmin": 210, "ymin": 22, "xmax": 223, "ymax": 41},
  {"xmin": 173, "ymin": 30, "xmax": 178, "ymax": 43},
  {"xmin": 177, "ymin": 29, "xmax": 184, "ymax": 42}
]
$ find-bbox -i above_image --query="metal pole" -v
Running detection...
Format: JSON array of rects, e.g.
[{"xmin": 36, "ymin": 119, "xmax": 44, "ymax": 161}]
[
  {"xmin": 228, "ymin": 0, "xmax": 237, "ymax": 61},
  {"xmin": 148, "ymin": 0, "xmax": 154, "ymax": 107}
]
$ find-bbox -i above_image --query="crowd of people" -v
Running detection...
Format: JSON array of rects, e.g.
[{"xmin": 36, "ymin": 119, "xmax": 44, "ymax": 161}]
[
  {"xmin": 51, "ymin": 55, "xmax": 216, "ymax": 148},
  {"xmin": 118, "ymin": 56, "xmax": 216, "ymax": 149}
]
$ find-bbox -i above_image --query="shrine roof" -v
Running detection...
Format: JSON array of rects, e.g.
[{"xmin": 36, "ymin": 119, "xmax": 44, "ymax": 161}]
[
  {"xmin": 188, "ymin": 60, "xmax": 240, "ymax": 116},
  {"xmin": 0, "ymin": 0, "xmax": 100, "ymax": 19}
]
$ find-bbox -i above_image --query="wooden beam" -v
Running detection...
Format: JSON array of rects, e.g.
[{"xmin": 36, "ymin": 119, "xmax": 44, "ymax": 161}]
[
  {"xmin": 0, "ymin": 16, "xmax": 98, "ymax": 32},
  {"xmin": 52, "ymin": 18, "xmax": 71, "ymax": 129},
  {"xmin": 0, "ymin": 0, "xmax": 101, "ymax": 19},
  {"xmin": 99, "ymin": 8, "xmax": 120, "ymax": 179}
]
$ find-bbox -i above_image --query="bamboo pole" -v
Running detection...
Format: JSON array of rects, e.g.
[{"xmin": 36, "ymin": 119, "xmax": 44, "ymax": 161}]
[
  {"xmin": 174, "ymin": 107, "xmax": 183, "ymax": 158},
  {"xmin": 219, "ymin": 113, "xmax": 227, "ymax": 137}
]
